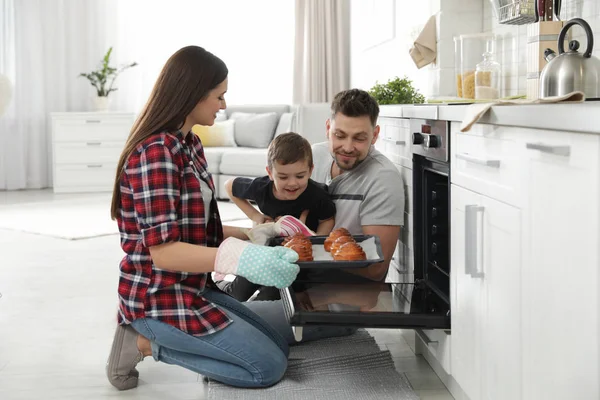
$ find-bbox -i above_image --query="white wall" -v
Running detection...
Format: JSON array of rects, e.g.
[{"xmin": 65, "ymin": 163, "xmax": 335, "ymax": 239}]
[{"xmin": 351, "ymin": 0, "xmax": 600, "ymax": 99}]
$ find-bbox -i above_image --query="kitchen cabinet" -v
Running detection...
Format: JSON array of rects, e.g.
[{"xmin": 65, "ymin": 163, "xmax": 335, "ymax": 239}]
[
  {"xmin": 450, "ymin": 184, "xmax": 522, "ymax": 400},
  {"xmin": 51, "ymin": 112, "xmax": 135, "ymax": 193},
  {"xmin": 520, "ymin": 129, "xmax": 600, "ymax": 400}
]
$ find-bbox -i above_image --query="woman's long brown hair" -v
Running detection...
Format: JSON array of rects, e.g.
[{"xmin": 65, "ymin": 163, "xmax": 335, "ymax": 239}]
[{"xmin": 110, "ymin": 46, "xmax": 228, "ymax": 220}]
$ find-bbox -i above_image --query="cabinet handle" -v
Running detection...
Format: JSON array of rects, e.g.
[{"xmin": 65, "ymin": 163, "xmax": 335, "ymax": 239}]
[
  {"xmin": 456, "ymin": 153, "xmax": 500, "ymax": 168},
  {"xmin": 526, "ymin": 142, "xmax": 571, "ymax": 156},
  {"xmin": 87, "ymin": 164, "xmax": 103, "ymax": 168},
  {"xmin": 381, "ymin": 138, "xmax": 407, "ymax": 146},
  {"xmin": 86, "ymin": 141, "xmax": 101, "ymax": 146},
  {"xmin": 415, "ymin": 329, "xmax": 438, "ymax": 345},
  {"xmin": 85, "ymin": 120, "xmax": 101, "ymax": 124},
  {"xmin": 465, "ymin": 205, "xmax": 485, "ymax": 278}
]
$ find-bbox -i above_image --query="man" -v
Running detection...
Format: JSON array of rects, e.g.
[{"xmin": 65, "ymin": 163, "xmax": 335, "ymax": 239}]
[{"xmin": 310, "ymin": 88, "xmax": 404, "ymax": 281}]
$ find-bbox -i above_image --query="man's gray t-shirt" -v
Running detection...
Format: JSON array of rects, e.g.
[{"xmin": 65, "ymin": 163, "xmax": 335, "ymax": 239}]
[{"xmin": 311, "ymin": 141, "xmax": 405, "ymax": 235}]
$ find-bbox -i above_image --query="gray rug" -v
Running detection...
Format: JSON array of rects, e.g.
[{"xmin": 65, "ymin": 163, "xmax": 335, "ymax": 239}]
[{"xmin": 207, "ymin": 329, "xmax": 419, "ymax": 400}]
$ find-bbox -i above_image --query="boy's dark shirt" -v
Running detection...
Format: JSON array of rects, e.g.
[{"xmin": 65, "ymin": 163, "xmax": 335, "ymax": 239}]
[{"xmin": 231, "ymin": 176, "xmax": 335, "ymax": 231}]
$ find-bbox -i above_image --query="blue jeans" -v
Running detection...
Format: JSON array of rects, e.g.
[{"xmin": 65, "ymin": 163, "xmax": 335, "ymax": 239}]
[{"xmin": 131, "ymin": 289, "xmax": 355, "ymax": 388}]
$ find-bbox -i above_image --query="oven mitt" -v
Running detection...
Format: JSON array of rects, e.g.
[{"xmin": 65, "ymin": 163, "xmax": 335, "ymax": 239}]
[
  {"xmin": 214, "ymin": 237, "xmax": 300, "ymax": 289},
  {"xmin": 246, "ymin": 215, "xmax": 316, "ymax": 245},
  {"xmin": 275, "ymin": 215, "xmax": 316, "ymax": 237}
]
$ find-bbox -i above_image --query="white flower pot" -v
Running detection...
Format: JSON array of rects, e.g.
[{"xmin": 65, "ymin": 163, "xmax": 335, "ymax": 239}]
[{"xmin": 93, "ymin": 96, "xmax": 111, "ymax": 111}]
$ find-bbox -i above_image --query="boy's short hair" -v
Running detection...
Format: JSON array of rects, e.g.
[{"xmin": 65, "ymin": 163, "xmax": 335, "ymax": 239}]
[
  {"xmin": 331, "ymin": 88, "xmax": 379, "ymax": 127},
  {"xmin": 267, "ymin": 132, "xmax": 313, "ymax": 169}
]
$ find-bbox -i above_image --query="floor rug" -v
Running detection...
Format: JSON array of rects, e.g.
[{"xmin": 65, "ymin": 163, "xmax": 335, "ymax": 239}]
[
  {"xmin": 207, "ymin": 329, "xmax": 419, "ymax": 400},
  {"xmin": 0, "ymin": 195, "xmax": 250, "ymax": 240}
]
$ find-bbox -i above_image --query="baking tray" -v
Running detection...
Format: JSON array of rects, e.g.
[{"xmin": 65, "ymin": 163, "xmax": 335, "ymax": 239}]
[{"xmin": 267, "ymin": 234, "xmax": 384, "ymax": 269}]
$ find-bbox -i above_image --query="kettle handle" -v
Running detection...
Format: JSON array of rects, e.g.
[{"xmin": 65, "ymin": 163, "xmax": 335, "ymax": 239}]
[{"xmin": 558, "ymin": 18, "xmax": 594, "ymax": 58}]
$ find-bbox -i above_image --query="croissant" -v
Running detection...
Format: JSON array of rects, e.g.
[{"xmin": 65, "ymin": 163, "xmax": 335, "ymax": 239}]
[
  {"xmin": 333, "ymin": 242, "xmax": 366, "ymax": 261},
  {"xmin": 324, "ymin": 227, "xmax": 352, "ymax": 252}
]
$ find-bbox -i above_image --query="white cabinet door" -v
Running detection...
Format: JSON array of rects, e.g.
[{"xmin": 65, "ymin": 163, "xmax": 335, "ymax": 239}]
[
  {"xmin": 451, "ymin": 184, "xmax": 522, "ymax": 400},
  {"xmin": 451, "ymin": 184, "xmax": 485, "ymax": 400},
  {"xmin": 521, "ymin": 131, "xmax": 600, "ymax": 400}
]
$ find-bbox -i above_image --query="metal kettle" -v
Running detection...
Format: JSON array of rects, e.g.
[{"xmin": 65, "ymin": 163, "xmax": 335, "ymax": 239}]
[{"xmin": 540, "ymin": 18, "xmax": 600, "ymax": 100}]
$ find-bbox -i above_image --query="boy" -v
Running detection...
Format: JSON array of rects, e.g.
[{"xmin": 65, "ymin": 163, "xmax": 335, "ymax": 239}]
[{"xmin": 217, "ymin": 132, "xmax": 336, "ymax": 301}]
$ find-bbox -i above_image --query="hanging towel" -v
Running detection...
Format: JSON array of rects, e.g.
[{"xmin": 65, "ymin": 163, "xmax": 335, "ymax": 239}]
[
  {"xmin": 460, "ymin": 91, "xmax": 586, "ymax": 132},
  {"xmin": 409, "ymin": 15, "xmax": 437, "ymax": 69}
]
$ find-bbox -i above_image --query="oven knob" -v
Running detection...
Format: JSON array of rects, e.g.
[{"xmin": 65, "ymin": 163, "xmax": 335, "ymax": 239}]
[
  {"xmin": 432, "ymin": 225, "xmax": 438, "ymax": 235},
  {"xmin": 424, "ymin": 135, "xmax": 440, "ymax": 148},
  {"xmin": 432, "ymin": 242, "xmax": 438, "ymax": 254},
  {"xmin": 412, "ymin": 132, "xmax": 424, "ymax": 144},
  {"xmin": 432, "ymin": 207, "xmax": 437, "ymax": 218}
]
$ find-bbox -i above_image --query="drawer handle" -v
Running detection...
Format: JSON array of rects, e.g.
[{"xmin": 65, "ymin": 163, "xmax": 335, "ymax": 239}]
[
  {"xmin": 465, "ymin": 205, "xmax": 485, "ymax": 279},
  {"xmin": 526, "ymin": 142, "xmax": 571, "ymax": 156},
  {"xmin": 86, "ymin": 142, "xmax": 101, "ymax": 146},
  {"xmin": 382, "ymin": 138, "xmax": 407, "ymax": 146},
  {"xmin": 415, "ymin": 328, "xmax": 438, "ymax": 345},
  {"xmin": 456, "ymin": 153, "xmax": 500, "ymax": 168},
  {"xmin": 87, "ymin": 164, "xmax": 103, "ymax": 168},
  {"xmin": 85, "ymin": 120, "xmax": 101, "ymax": 124}
]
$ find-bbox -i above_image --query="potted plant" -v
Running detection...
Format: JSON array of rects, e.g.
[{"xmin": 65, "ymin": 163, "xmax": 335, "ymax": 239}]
[
  {"xmin": 368, "ymin": 76, "xmax": 425, "ymax": 105},
  {"xmin": 79, "ymin": 47, "xmax": 137, "ymax": 111}
]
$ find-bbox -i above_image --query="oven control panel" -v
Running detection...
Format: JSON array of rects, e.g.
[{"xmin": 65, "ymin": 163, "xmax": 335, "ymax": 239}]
[{"xmin": 410, "ymin": 119, "xmax": 449, "ymax": 162}]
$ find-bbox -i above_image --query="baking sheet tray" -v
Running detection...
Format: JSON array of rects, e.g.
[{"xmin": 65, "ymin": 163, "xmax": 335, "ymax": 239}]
[{"xmin": 268, "ymin": 235, "xmax": 384, "ymax": 269}]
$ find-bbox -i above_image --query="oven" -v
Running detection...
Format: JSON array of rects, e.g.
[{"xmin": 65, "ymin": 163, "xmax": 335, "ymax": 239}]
[{"xmin": 278, "ymin": 115, "xmax": 452, "ymax": 338}]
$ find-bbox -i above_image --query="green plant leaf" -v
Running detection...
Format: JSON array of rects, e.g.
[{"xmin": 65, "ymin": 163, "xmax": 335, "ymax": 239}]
[
  {"xmin": 78, "ymin": 47, "xmax": 137, "ymax": 98},
  {"xmin": 368, "ymin": 76, "xmax": 425, "ymax": 105}
]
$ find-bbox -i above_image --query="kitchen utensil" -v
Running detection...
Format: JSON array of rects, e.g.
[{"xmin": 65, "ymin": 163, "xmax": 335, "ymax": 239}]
[
  {"xmin": 538, "ymin": 0, "xmax": 545, "ymax": 21},
  {"xmin": 540, "ymin": 18, "xmax": 600, "ymax": 99},
  {"xmin": 545, "ymin": 0, "xmax": 553, "ymax": 21},
  {"xmin": 491, "ymin": 0, "xmax": 537, "ymax": 25},
  {"xmin": 554, "ymin": 0, "xmax": 561, "ymax": 20}
]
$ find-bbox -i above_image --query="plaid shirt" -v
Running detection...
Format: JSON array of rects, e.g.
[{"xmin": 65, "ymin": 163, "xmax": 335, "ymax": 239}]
[{"xmin": 116, "ymin": 130, "xmax": 231, "ymax": 336}]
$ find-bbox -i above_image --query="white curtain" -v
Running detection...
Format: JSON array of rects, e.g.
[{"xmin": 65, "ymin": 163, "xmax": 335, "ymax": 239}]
[
  {"xmin": 0, "ymin": 0, "xmax": 117, "ymax": 190},
  {"xmin": 0, "ymin": 0, "xmax": 294, "ymax": 190},
  {"xmin": 293, "ymin": 0, "xmax": 350, "ymax": 104}
]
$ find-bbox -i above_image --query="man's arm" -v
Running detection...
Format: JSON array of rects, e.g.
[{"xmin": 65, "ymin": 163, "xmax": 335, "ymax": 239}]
[{"xmin": 343, "ymin": 225, "xmax": 400, "ymax": 281}]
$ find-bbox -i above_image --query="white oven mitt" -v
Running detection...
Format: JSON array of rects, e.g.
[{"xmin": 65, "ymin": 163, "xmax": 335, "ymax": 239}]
[
  {"xmin": 246, "ymin": 215, "xmax": 316, "ymax": 245},
  {"xmin": 214, "ymin": 237, "xmax": 299, "ymax": 289}
]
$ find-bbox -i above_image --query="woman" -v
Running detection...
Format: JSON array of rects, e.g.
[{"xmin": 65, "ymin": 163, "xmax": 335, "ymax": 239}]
[{"xmin": 106, "ymin": 45, "xmax": 308, "ymax": 391}]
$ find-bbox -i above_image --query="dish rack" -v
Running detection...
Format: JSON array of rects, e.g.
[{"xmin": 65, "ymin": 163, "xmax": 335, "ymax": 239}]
[{"xmin": 491, "ymin": 0, "xmax": 537, "ymax": 25}]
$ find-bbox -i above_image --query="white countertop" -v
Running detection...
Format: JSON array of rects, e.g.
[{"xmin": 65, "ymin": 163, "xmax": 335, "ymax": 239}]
[{"xmin": 379, "ymin": 102, "xmax": 600, "ymax": 135}]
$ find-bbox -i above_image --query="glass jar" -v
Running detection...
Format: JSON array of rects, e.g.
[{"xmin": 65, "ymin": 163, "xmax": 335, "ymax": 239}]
[
  {"xmin": 456, "ymin": 33, "xmax": 497, "ymax": 99},
  {"xmin": 475, "ymin": 51, "xmax": 501, "ymax": 100}
]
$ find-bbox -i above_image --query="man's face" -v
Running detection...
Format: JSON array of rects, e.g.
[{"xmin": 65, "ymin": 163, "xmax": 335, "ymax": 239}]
[
  {"xmin": 266, "ymin": 160, "xmax": 313, "ymax": 201},
  {"xmin": 326, "ymin": 113, "xmax": 379, "ymax": 171}
]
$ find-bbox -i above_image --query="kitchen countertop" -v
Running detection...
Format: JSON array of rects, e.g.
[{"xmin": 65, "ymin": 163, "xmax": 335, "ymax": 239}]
[{"xmin": 379, "ymin": 102, "xmax": 600, "ymax": 135}]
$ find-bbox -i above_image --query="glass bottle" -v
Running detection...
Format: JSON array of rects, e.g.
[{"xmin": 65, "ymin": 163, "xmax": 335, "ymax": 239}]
[{"xmin": 475, "ymin": 51, "xmax": 501, "ymax": 100}]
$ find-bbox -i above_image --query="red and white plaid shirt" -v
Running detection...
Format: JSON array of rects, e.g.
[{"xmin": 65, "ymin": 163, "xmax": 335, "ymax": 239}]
[{"xmin": 116, "ymin": 130, "xmax": 231, "ymax": 336}]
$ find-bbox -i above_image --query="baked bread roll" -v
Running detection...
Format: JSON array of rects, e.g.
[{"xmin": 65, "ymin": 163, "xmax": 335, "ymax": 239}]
[
  {"xmin": 329, "ymin": 235, "xmax": 356, "ymax": 255},
  {"xmin": 324, "ymin": 228, "xmax": 351, "ymax": 252},
  {"xmin": 283, "ymin": 233, "xmax": 313, "ymax": 261},
  {"xmin": 333, "ymin": 242, "xmax": 366, "ymax": 261}
]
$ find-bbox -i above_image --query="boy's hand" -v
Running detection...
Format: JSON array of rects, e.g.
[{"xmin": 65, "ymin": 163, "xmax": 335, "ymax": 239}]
[{"xmin": 252, "ymin": 213, "xmax": 273, "ymax": 226}]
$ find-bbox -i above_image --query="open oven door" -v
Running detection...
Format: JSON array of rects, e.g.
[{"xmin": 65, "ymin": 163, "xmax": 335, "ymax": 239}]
[{"xmin": 279, "ymin": 271, "xmax": 450, "ymax": 340}]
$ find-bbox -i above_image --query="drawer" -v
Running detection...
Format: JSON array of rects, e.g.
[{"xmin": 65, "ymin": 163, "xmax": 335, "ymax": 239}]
[
  {"xmin": 451, "ymin": 123, "xmax": 523, "ymax": 207},
  {"xmin": 379, "ymin": 118, "xmax": 411, "ymax": 168},
  {"xmin": 53, "ymin": 163, "xmax": 118, "ymax": 193},
  {"xmin": 53, "ymin": 116, "xmax": 133, "ymax": 142},
  {"xmin": 521, "ymin": 128, "xmax": 600, "ymax": 169},
  {"xmin": 53, "ymin": 141, "xmax": 125, "ymax": 164}
]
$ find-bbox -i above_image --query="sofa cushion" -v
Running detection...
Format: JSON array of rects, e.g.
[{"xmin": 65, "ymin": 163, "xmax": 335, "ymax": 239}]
[
  {"xmin": 225, "ymin": 104, "xmax": 290, "ymax": 120},
  {"xmin": 202, "ymin": 147, "xmax": 229, "ymax": 174},
  {"xmin": 192, "ymin": 119, "xmax": 236, "ymax": 147},
  {"xmin": 292, "ymin": 102, "xmax": 330, "ymax": 144},
  {"xmin": 274, "ymin": 112, "xmax": 295, "ymax": 138},
  {"xmin": 230, "ymin": 112, "xmax": 278, "ymax": 148},
  {"xmin": 219, "ymin": 148, "xmax": 268, "ymax": 176}
]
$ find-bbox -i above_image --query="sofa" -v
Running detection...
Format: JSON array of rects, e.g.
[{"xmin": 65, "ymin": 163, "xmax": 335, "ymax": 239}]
[{"xmin": 193, "ymin": 103, "xmax": 331, "ymax": 199}]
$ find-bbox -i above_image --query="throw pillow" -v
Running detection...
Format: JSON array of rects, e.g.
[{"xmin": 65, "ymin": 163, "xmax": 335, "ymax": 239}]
[
  {"xmin": 274, "ymin": 112, "xmax": 295, "ymax": 138},
  {"xmin": 192, "ymin": 119, "xmax": 236, "ymax": 147},
  {"xmin": 230, "ymin": 112, "xmax": 279, "ymax": 148}
]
